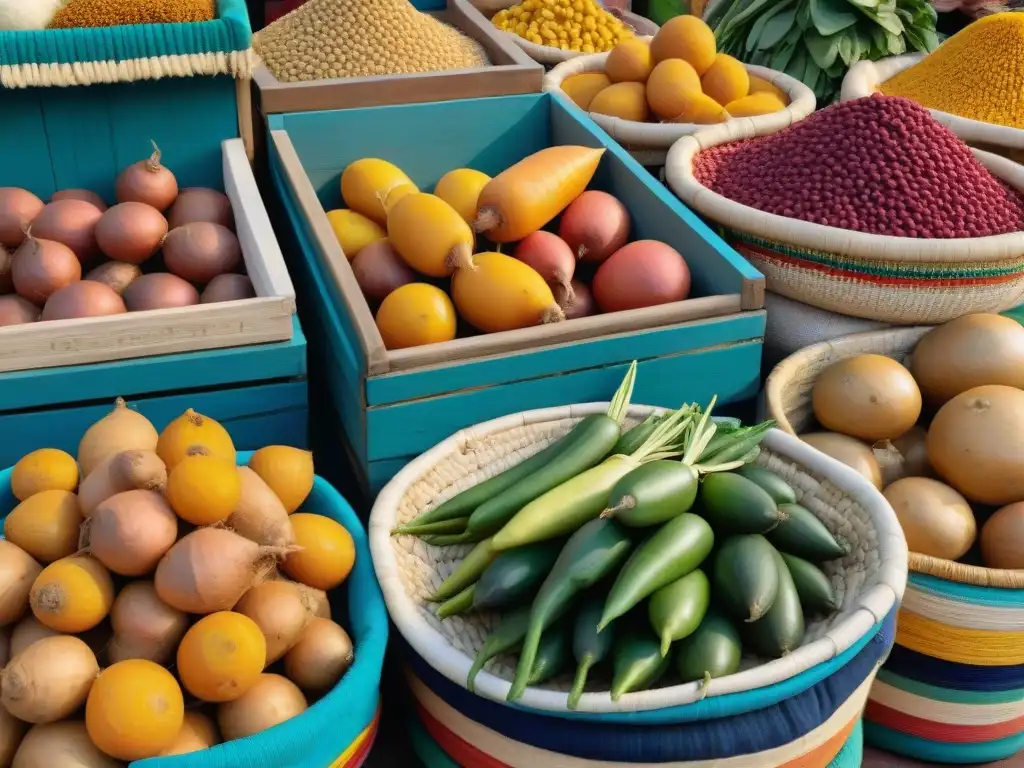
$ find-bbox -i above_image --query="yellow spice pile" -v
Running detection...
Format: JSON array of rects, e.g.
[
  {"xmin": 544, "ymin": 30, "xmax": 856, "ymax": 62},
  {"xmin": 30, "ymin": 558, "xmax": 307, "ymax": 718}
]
[
  {"xmin": 881, "ymin": 12, "xmax": 1024, "ymax": 129},
  {"xmin": 50, "ymin": 0, "xmax": 215, "ymax": 27},
  {"xmin": 254, "ymin": 0, "xmax": 489, "ymax": 82}
]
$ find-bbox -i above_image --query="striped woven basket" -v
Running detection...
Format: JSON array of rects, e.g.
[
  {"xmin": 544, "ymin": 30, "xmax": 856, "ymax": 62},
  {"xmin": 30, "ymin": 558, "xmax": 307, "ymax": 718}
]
[
  {"xmin": 369, "ymin": 404, "xmax": 907, "ymax": 719},
  {"xmin": 0, "ymin": 453, "xmax": 389, "ymax": 768},
  {"xmin": 663, "ymin": 123, "xmax": 1024, "ymax": 325},
  {"xmin": 0, "ymin": 0, "xmax": 254, "ymax": 89},
  {"xmin": 544, "ymin": 58, "xmax": 816, "ymax": 168},
  {"xmin": 762, "ymin": 328, "xmax": 1024, "ymax": 765}
]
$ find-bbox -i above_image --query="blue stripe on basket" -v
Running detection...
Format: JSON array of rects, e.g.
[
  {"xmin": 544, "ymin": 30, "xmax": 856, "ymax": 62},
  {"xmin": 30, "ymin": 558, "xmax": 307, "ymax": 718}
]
[
  {"xmin": 405, "ymin": 611, "xmax": 893, "ymax": 762},
  {"xmin": 864, "ymin": 720, "xmax": 1024, "ymax": 765},
  {"xmin": 909, "ymin": 573, "xmax": 1024, "ymax": 606},
  {"xmin": 831, "ymin": 719, "xmax": 864, "ymax": 768},
  {"xmin": 885, "ymin": 644, "xmax": 1024, "ymax": 692}
]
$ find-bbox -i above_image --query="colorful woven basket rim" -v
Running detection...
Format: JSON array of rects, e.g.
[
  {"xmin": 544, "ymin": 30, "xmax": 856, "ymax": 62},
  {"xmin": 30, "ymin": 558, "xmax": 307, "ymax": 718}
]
[
  {"xmin": 864, "ymin": 719, "xmax": 1024, "ymax": 764},
  {"xmin": 0, "ymin": 0, "xmax": 253, "ymax": 89},
  {"xmin": 885, "ymin": 643, "xmax": 1024, "ymax": 693}
]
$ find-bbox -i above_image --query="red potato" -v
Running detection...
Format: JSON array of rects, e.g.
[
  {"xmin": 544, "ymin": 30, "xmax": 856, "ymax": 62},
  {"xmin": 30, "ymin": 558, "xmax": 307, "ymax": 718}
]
[
  {"xmin": 123, "ymin": 273, "xmax": 200, "ymax": 312},
  {"xmin": 30, "ymin": 199, "xmax": 104, "ymax": 261},
  {"xmin": 201, "ymin": 274, "xmax": 255, "ymax": 304},
  {"xmin": 592, "ymin": 240, "xmax": 691, "ymax": 313},
  {"xmin": 41, "ymin": 280, "xmax": 127, "ymax": 321},
  {"xmin": 0, "ymin": 295, "xmax": 40, "ymax": 326},
  {"xmin": 513, "ymin": 231, "xmax": 575, "ymax": 298},
  {"xmin": 162, "ymin": 222, "xmax": 242, "ymax": 284},
  {"xmin": 51, "ymin": 189, "xmax": 108, "ymax": 212},
  {"xmin": 11, "ymin": 234, "xmax": 82, "ymax": 305},
  {"xmin": 0, "ymin": 188, "xmax": 44, "ymax": 249},
  {"xmin": 558, "ymin": 191, "xmax": 631, "ymax": 264},
  {"xmin": 351, "ymin": 239, "xmax": 416, "ymax": 303},
  {"xmin": 95, "ymin": 202, "xmax": 168, "ymax": 265},
  {"xmin": 116, "ymin": 142, "xmax": 179, "ymax": 211},
  {"xmin": 554, "ymin": 279, "xmax": 597, "ymax": 320},
  {"xmin": 169, "ymin": 188, "xmax": 234, "ymax": 230}
]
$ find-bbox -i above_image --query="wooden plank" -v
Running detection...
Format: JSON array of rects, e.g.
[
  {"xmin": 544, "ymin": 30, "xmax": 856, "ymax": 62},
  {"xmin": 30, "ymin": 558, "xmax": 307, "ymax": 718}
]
[
  {"xmin": 365, "ymin": 340, "xmax": 763, "ymax": 461},
  {"xmin": 370, "ymin": 311, "xmax": 766, "ymax": 405},
  {"xmin": 0, "ymin": 90, "xmax": 58, "ymax": 198}
]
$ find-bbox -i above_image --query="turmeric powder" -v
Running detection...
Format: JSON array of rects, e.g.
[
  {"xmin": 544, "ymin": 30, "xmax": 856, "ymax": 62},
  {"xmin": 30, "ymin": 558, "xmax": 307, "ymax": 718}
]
[{"xmin": 880, "ymin": 12, "xmax": 1024, "ymax": 130}]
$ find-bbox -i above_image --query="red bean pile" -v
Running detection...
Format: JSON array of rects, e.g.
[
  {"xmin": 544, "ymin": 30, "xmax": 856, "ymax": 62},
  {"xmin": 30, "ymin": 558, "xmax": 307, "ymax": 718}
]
[{"xmin": 693, "ymin": 95, "xmax": 1024, "ymax": 239}]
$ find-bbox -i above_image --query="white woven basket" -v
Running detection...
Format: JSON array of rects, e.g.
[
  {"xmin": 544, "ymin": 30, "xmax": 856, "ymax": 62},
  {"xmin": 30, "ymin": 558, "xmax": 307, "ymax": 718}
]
[
  {"xmin": 498, "ymin": 10, "xmax": 658, "ymax": 64},
  {"xmin": 369, "ymin": 403, "xmax": 907, "ymax": 714},
  {"xmin": 544, "ymin": 57, "xmax": 816, "ymax": 150},
  {"xmin": 841, "ymin": 55, "xmax": 1024, "ymax": 152},
  {"xmin": 664, "ymin": 122, "xmax": 1024, "ymax": 325}
]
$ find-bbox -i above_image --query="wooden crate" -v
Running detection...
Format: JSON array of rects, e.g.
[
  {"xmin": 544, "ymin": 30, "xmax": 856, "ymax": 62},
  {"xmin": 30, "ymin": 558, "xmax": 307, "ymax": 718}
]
[{"xmin": 268, "ymin": 92, "xmax": 766, "ymax": 495}]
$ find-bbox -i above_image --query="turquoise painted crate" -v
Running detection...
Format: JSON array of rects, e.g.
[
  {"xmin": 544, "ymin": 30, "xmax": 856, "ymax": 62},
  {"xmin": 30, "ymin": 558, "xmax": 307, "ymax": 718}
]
[{"xmin": 268, "ymin": 92, "xmax": 766, "ymax": 496}]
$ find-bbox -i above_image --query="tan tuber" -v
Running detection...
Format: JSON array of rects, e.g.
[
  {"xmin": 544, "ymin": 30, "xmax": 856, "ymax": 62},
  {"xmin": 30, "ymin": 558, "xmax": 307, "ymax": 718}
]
[
  {"xmin": 234, "ymin": 580, "xmax": 310, "ymax": 664},
  {"xmin": 284, "ymin": 618, "xmax": 354, "ymax": 693},
  {"xmin": 11, "ymin": 721, "xmax": 120, "ymax": 768},
  {"xmin": 77, "ymin": 449, "xmax": 167, "ymax": 517},
  {"xmin": 227, "ymin": 467, "xmax": 296, "ymax": 547},
  {"xmin": 77, "ymin": 398, "xmax": 159, "ymax": 478},
  {"xmin": 217, "ymin": 674, "xmax": 307, "ymax": 742},
  {"xmin": 108, "ymin": 581, "xmax": 188, "ymax": 665},
  {"xmin": 0, "ymin": 635, "xmax": 99, "ymax": 723},
  {"xmin": 85, "ymin": 490, "xmax": 178, "ymax": 577},
  {"xmin": 0, "ymin": 542, "xmax": 42, "ymax": 627}
]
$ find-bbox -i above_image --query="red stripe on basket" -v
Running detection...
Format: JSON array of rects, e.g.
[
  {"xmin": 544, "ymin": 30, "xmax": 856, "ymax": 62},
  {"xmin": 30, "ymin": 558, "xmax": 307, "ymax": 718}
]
[
  {"xmin": 416, "ymin": 701, "xmax": 509, "ymax": 768},
  {"xmin": 779, "ymin": 715, "xmax": 858, "ymax": 768},
  {"xmin": 865, "ymin": 701, "xmax": 1024, "ymax": 743},
  {"xmin": 737, "ymin": 244, "xmax": 1024, "ymax": 288},
  {"xmin": 344, "ymin": 714, "xmax": 380, "ymax": 767}
]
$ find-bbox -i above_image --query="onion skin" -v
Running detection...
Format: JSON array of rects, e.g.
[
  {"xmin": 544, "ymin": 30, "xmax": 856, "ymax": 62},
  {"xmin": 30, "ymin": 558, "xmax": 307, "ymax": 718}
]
[
  {"xmin": 78, "ymin": 450, "xmax": 168, "ymax": 517},
  {"xmin": 163, "ymin": 222, "xmax": 242, "ymax": 284},
  {"xmin": 553, "ymin": 278, "xmax": 596, "ymax": 320},
  {"xmin": 0, "ymin": 295, "xmax": 40, "ymax": 326},
  {"xmin": 558, "ymin": 190, "xmax": 631, "ymax": 264},
  {"xmin": 169, "ymin": 188, "xmax": 234, "ymax": 230},
  {"xmin": 9, "ymin": 616, "xmax": 60, "ymax": 657},
  {"xmin": 201, "ymin": 273, "xmax": 255, "ymax": 304},
  {"xmin": 41, "ymin": 280, "xmax": 126, "ymax": 322},
  {"xmin": 123, "ymin": 273, "xmax": 199, "ymax": 312},
  {"xmin": 217, "ymin": 673, "xmax": 307, "ymax": 742},
  {"xmin": 234, "ymin": 581, "xmax": 310, "ymax": 663},
  {"xmin": 592, "ymin": 240, "xmax": 691, "ymax": 313},
  {"xmin": 12, "ymin": 721, "xmax": 121, "ymax": 768},
  {"xmin": 84, "ymin": 261, "xmax": 142, "ymax": 295},
  {"xmin": 0, "ymin": 244, "xmax": 13, "ymax": 294},
  {"xmin": 0, "ymin": 635, "xmax": 99, "ymax": 724},
  {"xmin": 29, "ymin": 199, "xmax": 103, "ymax": 261},
  {"xmin": 11, "ymin": 235, "xmax": 82, "ymax": 305},
  {"xmin": 0, "ymin": 698, "xmax": 24, "ymax": 765},
  {"xmin": 87, "ymin": 490, "xmax": 178, "ymax": 577},
  {"xmin": 95, "ymin": 202, "xmax": 167, "ymax": 265},
  {"xmin": 351, "ymin": 239, "xmax": 416, "ymax": 303},
  {"xmin": 0, "ymin": 188, "xmax": 44, "ymax": 249},
  {"xmin": 0, "ymin": 540, "xmax": 42, "ymax": 626},
  {"xmin": 981, "ymin": 502, "xmax": 1024, "ymax": 570},
  {"xmin": 227, "ymin": 468, "xmax": 296, "ymax": 548},
  {"xmin": 115, "ymin": 142, "xmax": 179, "ymax": 211},
  {"xmin": 801, "ymin": 431, "xmax": 883, "ymax": 489},
  {"xmin": 284, "ymin": 618, "xmax": 354, "ymax": 692},
  {"xmin": 513, "ymin": 231, "xmax": 576, "ymax": 296},
  {"xmin": 108, "ymin": 581, "xmax": 188, "ymax": 665},
  {"xmin": 51, "ymin": 189, "xmax": 107, "ymax": 212}
]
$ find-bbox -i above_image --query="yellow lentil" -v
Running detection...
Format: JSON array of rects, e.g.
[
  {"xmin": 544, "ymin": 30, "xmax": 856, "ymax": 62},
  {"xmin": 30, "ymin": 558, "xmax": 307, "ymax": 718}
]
[
  {"xmin": 880, "ymin": 12, "xmax": 1024, "ymax": 129},
  {"xmin": 491, "ymin": 0, "xmax": 631, "ymax": 53},
  {"xmin": 49, "ymin": 0, "xmax": 215, "ymax": 27},
  {"xmin": 254, "ymin": 0, "xmax": 489, "ymax": 82}
]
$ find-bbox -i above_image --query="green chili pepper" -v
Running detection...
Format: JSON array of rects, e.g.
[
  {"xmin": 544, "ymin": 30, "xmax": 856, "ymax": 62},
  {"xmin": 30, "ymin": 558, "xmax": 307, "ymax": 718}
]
[
  {"xmin": 436, "ymin": 584, "xmax": 476, "ymax": 620},
  {"xmin": 473, "ymin": 541, "xmax": 562, "ymax": 611},
  {"xmin": 430, "ymin": 537, "xmax": 497, "ymax": 603},
  {"xmin": 648, "ymin": 568, "xmax": 710, "ymax": 657},
  {"xmin": 528, "ymin": 617, "xmax": 572, "ymax": 685},
  {"xmin": 611, "ymin": 625, "xmax": 671, "ymax": 701},
  {"xmin": 392, "ymin": 517, "xmax": 469, "ymax": 537},
  {"xmin": 569, "ymin": 594, "xmax": 615, "ymax": 710},
  {"xmin": 467, "ymin": 607, "xmax": 531, "ymax": 692}
]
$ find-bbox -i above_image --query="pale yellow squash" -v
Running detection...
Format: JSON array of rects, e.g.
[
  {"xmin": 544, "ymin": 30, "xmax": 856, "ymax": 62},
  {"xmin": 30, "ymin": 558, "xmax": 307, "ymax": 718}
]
[
  {"xmin": 451, "ymin": 252, "xmax": 563, "ymax": 334},
  {"xmin": 387, "ymin": 193, "xmax": 475, "ymax": 277},
  {"xmin": 433, "ymin": 169, "xmax": 491, "ymax": 224}
]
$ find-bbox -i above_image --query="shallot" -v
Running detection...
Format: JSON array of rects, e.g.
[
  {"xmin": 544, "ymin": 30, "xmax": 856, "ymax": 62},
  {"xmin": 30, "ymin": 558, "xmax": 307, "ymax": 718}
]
[
  {"xmin": 168, "ymin": 187, "xmax": 233, "ymax": 230},
  {"xmin": 0, "ymin": 295, "xmax": 39, "ymax": 326},
  {"xmin": 30, "ymin": 199, "xmax": 103, "ymax": 261},
  {"xmin": 592, "ymin": 240, "xmax": 691, "ymax": 312},
  {"xmin": 85, "ymin": 490, "xmax": 178, "ymax": 576},
  {"xmin": 201, "ymin": 273, "xmax": 255, "ymax": 303},
  {"xmin": 558, "ymin": 191, "xmax": 631, "ymax": 264},
  {"xmin": 94, "ymin": 202, "xmax": 167, "ymax": 264},
  {"xmin": 163, "ymin": 222, "xmax": 242, "ymax": 284},
  {"xmin": 51, "ymin": 189, "xmax": 107, "ymax": 212},
  {"xmin": 351, "ymin": 239, "xmax": 415, "ymax": 303},
  {"xmin": 11, "ymin": 230, "xmax": 81, "ymax": 304},
  {"xmin": 85, "ymin": 261, "xmax": 142, "ymax": 295},
  {"xmin": 554, "ymin": 279, "xmax": 597, "ymax": 320},
  {"xmin": 513, "ymin": 231, "xmax": 576, "ymax": 300},
  {"xmin": 107, "ymin": 581, "xmax": 188, "ymax": 665},
  {"xmin": 115, "ymin": 141, "xmax": 178, "ymax": 211},
  {"xmin": 0, "ymin": 188, "xmax": 43, "ymax": 248},
  {"xmin": 41, "ymin": 281, "xmax": 126, "ymax": 321},
  {"xmin": 123, "ymin": 273, "xmax": 199, "ymax": 312}
]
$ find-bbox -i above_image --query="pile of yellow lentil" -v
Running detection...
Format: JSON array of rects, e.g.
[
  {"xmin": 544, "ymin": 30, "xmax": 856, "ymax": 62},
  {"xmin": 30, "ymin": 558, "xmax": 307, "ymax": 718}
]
[
  {"xmin": 880, "ymin": 12, "xmax": 1024, "ymax": 130},
  {"xmin": 492, "ymin": 0, "xmax": 633, "ymax": 53},
  {"xmin": 50, "ymin": 0, "xmax": 215, "ymax": 27}
]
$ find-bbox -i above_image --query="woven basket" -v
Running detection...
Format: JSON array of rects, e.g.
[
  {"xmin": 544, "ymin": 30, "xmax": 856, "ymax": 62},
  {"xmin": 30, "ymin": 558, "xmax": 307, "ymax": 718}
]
[
  {"xmin": 664, "ymin": 124, "xmax": 1024, "ymax": 325},
  {"xmin": 841, "ymin": 55, "xmax": 1024, "ymax": 153},
  {"xmin": 369, "ymin": 403, "xmax": 907, "ymax": 715},
  {"xmin": 0, "ymin": 452, "xmax": 389, "ymax": 768},
  {"xmin": 762, "ymin": 327, "xmax": 1024, "ymax": 764},
  {"xmin": 498, "ymin": 10, "xmax": 658, "ymax": 64},
  {"xmin": 544, "ymin": 58, "xmax": 816, "ymax": 154}
]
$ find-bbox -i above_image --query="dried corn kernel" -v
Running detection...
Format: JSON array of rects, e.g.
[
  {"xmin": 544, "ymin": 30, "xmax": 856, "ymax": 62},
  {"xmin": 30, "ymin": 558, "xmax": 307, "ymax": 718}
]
[{"xmin": 493, "ymin": 0, "xmax": 630, "ymax": 52}]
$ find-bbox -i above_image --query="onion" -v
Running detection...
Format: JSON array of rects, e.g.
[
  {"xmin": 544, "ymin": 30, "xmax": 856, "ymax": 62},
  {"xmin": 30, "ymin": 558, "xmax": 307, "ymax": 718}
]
[
  {"xmin": 0, "ymin": 628, "xmax": 8, "ymax": 668},
  {"xmin": 234, "ymin": 580, "xmax": 310, "ymax": 663},
  {"xmin": 227, "ymin": 467, "xmax": 295, "ymax": 548},
  {"xmin": 558, "ymin": 190, "xmax": 631, "ymax": 264},
  {"xmin": 159, "ymin": 711, "xmax": 220, "ymax": 756},
  {"xmin": 284, "ymin": 618, "xmax": 354, "ymax": 692},
  {"xmin": 163, "ymin": 222, "xmax": 242, "ymax": 284},
  {"xmin": 513, "ymin": 231, "xmax": 575, "ymax": 298},
  {"xmin": 0, "ymin": 295, "xmax": 40, "ymax": 326},
  {"xmin": 76, "ymin": 397, "xmax": 159, "ymax": 478},
  {"xmin": 115, "ymin": 141, "xmax": 179, "ymax": 211},
  {"xmin": 84, "ymin": 261, "xmax": 141, "ymax": 295},
  {"xmin": 30, "ymin": 199, "xmax": 103, "ymax": 261},
  {"xmin": 108, "ymin": 581, "xmax": 188, "ymax": 665},
  {"xmin": 801, "ymin": 431, "xmax": 883, "ymax": 489},
  {"xmin": 553, "ymin": 279, "xmax": 596, "ymax": 320},
  {"xmin": 78, "ymin": 449, "xmax": 167, "ymax": 517},
  {"xmin": 51, "ymin": 189, "xmax": 107, "ymax": 212},
  {"xmin": 86, "ymin": 490, "xmax": 178, "ymax": 576},
  {"xmin": 292, "ymin": 580, "xmax": 331, "ymax": 620},
  {"xmin": 123, "ymin": 273, "xmax": 199, "ymax": 312},
  {"xmin": 11, "ymin": 721, "xmax": 120, "ymax": 768},
  {"xmin": 11, "ymin": 231, "xmax": 81, "ymax": 304},
  {"xmin": 94, "ymin": 202, "xmax": 167, "ymax": 264},
  {"xmin": 201, "ymin": 273, "xmax": 255, "ymax": 303},
  {"xmin": 9, "ymin": 617, "xmax": 60, "ymax": 658},
  {"xmin": 217, "ymin": 674, "xmax": 307, "ymax": 741},
  {"xmin": 0, "ymin": 244, "xmax": 13, "ymax": 294},
  {"xmin": 883, "ymin": 477, "xmax": 976, "ymax": 560},
  {"xmin": 592, "ymin": 240, "xmax": 691, "ymax": 312},
  {"xmin": 0, "ymin": 541, "xmax": 42, "ymax": 627},
  {"xmin": 169, "ymin": 188, "xmax": 233, "ymax": 230},
  {"xmin": 0, "ymin": 188, "xmax": 44, "ymax": 248},
  {"xmin": 41, "ymin": 281, "xmax": 126, "ymax": 322},
  {"xmin": 154, "ymin": 527, "xmax": 286, "ymax": 614},
  {"xmin": 351, "ymin": 239, "xmax": 416, "ymax": 303},
  {"xmin": 0, "ymin": 635, "xmax": 99, "ymax": 723},
  {"xmin": 0, "ymin": 702, "xmax": 25, "ymax": 765},
  {"xmin": 981, "ymin": 502, "xmax": 1024, "ymax": 570}
]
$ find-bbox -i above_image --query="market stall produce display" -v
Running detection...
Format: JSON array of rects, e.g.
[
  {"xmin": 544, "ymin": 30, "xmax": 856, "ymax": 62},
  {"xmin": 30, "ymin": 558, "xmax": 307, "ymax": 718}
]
[{"xmin": 0, "ymin": 405, "xmax": 359, "ymax": 764}]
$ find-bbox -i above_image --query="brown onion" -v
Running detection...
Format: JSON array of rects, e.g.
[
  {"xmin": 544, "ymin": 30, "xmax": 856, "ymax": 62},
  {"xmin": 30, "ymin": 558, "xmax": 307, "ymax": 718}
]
[
  {"xmin": 0, "ymin": 245, "xmax": 13, "ymax": 294},
  {"xmin": 163, "ymin": 222, "xmax": 241, "ymax": 284},
  {"xmin": 29, "ymin": 199, "xmax": 102, "ymax": 261},
  {"xmin": 554, "ymin": 279, "xmax": 597, "ymax": 320},
  {"xmin": 0, "ymin": 188, "xmax": 44, "ymax": 248},
  {"xmin": 201, "ymin": 273, "xmax": 255, "ymax": 303},
  {"xmin": 352, "ymin": 239, "xmax": 416, "ymax": 303},
  {"xmin": 95, "ymin": 202, "xmax": 167, "ymax": 264},
  {"xmin": 115, "ymin": 141, "xmax": 179, "ymax": 211},
  {"xmin": 41, "ymin": 280, "xmax": 126, "ymax": 321},
  {"xmin": 123, "ymin": 273, "xmax": 199, "ymax": 312},
  {"xmin": 85, "ymin": 261, "xmax": 142, "ymax": 295},
  {"xmin": 11, "ymin": 232, "xmax": 82, "ymax": 304},
  {"xmin": 169, "ymin": 188, "xmax": 234, "ymax": 230},
  {"xmin": 51, "ymin": 189, "xmax": 107, "ymax": 212},
  {"xmin": 0, "ymin": 295, "xmax": 40, "ymax": 326}
]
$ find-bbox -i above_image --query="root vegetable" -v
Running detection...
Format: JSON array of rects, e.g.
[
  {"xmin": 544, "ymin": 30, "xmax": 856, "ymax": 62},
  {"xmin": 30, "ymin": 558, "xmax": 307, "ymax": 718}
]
[
  {"xmin": 227, "ymin": 467, "xmax": 296, "ymax": 547},
  {"xmin": 41, "ymin": 280, "xmax": 126, "ymax": 322},
  {"xmin": 592, "ymin": 240, "xmax": 691, "ymax": 313},
  {"xmin": 0, "ymin": 189, "xmax": 44, "ymax": 249},
  {"xmin": 451, "ymin": 251, "xmax": 565, "ymax": 333},
  {"xmin": 3, "ymin": 490, "xmax": 83, "ymax": 563},
  {"xmin": 0, "ymin": 296, "xmax": 38, "ymax": 326},
  {"xmin": 123, "ymin": 272, "xmax": 200, "ymax": 311},
  {"xmin": 386, "ymin": 193, "xmax": 475, "ymax": 278},
  {"xmin": 51, "ymin": 189, "xmax": 107, "ymax": 212},
  {"xmin": 84, "ymin": 261, "xmax": 141, "ymax": 295},
  {"xmin": 86, "ymin": 490, "xmax": 178, "ymax": 576},
  {"xmin": 282, "ymin": 513, "xmax": 355, "ymax": 591},
  {"xmin": 235, "ymin": 581, "xmax": 310, "ymax": 663},
  {"xmin": 874, "ymin": 425, "xmax": 933, "ymax": 486},
  {"xmin": 247, "ymin": 445, "xmax": 314, "ymax": 514},
  {"xmin": 29, "ymin": 199, "xmax": 103, "ymax": 261},
  {"xmin": 217, "ymin": 673, "xmax": 307, "ymax": 741},
  {"xmin": 0, "ymin": 629, "xmax": 8, "ymax": 668},
  {"xmin": 107, "ymin": 581, "xmax": 187, "ymax": 665},
  {"xmin": 11, "ymin": 232, "xmax": 81, "ymax": 305},
  {"xmin": 154, "ymin": 527, "xmax": 283, "ymax": 614},
  {"xmin": 78, "ymin": 450, "xmax": 167, "ymax": 517},
  {"xmin": 0, "ymin": 704, "xmax": 24, "ymax": 766},
  {"xmin": 177, "ymin": 611, "xmax": 267, "ymax": 702},
  {"xmin": 558, "ymin": 190, "xmax": 631, "ymax": 264},
  {"xmin": 981, "ymin": 502, "xmax": 1024, "ymax": 570},
  {"xmin": 0, "ymin": 543, "xmax": 41, "ymax": 627},
  {"xmin": 284, "ymin": 618, "xmax": 354, "ymax": 692},
  {"xmin": 12, "ymin": 721, "xmax": 119, "ymax": 768},
  {"xmin": 293, "ymin": 581, "xmax": 331, "ymax": 620},
  {"xmin": 801, "ymin": 432, "xmax": 883, "ymax": 489},
  {"xmin": 8, "ymin": 618, "xmax": 59, "ymax": 658},
  {"xmin": 94, "ymin": 202, "xmax": 167, "ymax": 265},
  {"xmin": 85, "ymin": 659, "xmax": 184, "ymax": 760},
  {"xmin": 340, "ymin": 158, "xmax": 418, "ymax": 225},
  {"xmin": 165, "ymin": 448, "xmax": 241, "ymax": 526},
  {"xmin": 30, "ymin": 555, "xmax": 114, "ymax": 633},
  {"xmin": 168, "ymin": 188, "xmax": 233, "ymax": 230},
  {"xmin": 159, "ymin": 711, "xmax": 220, "ymax": 756},
  {"xmin": 157, "ymin": 408, "xmax": 236, "ymax": 469},
  {"xmin": 351, "ymin": 239, "xmax": 415, "ymax": 303},
  {"xmin": 433, "ymin": 168, "xmax": 491, "ymax": 224},
  {"xmin": 0, "ymin": 635, "xmax": 99, "ymax": 723},
  {"xmin": 163, "ymin": 222, "xmax": 242, "ymax": 284},
  {"xmin": 10, "ymin": 448, "xmax": 78, "ymax": 502},
  {"xmin": 883, "ymin": 477, "xmax": 976, "ymax": 560},
  {"xmin": 77, "ymin": 397, "xmax": 159, "ymax": 478},
  {"xmin": 201, "ymin": 273, "xmax": 255, "ymax": 304},
  {"xmin": 115, "ymin": 142, "xmax": 178, "ymax": 211},
  {"xmin": 513, "ymin": 231, "xmax": 575, "ymax": 298}
]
